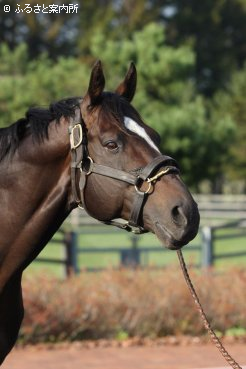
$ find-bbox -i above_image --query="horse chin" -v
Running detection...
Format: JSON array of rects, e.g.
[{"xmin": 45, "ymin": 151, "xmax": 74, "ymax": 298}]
[{"xmin": 152, "ymin": 221, "xmax": 191, "ymax": 250}]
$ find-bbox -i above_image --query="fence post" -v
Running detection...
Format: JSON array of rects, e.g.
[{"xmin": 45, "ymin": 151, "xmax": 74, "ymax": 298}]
[
  {"xmin": 120, "ymin": 234, "xmax": 140, "ymax": 267},
  {"xmin": 201, "ymin": 226, "xmax": 214, "ymax": 268},
  {"xmin": 64, "ymin": 231, "xmax": 79, "ymax": 276},
  {"xmin": 131, "ymin": 234, "xmax": 140, "ymax": 266}
]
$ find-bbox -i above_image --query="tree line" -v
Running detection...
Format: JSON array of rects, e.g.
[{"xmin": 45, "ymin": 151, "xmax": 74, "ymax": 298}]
[{"xmin": 0, "ymin": 0, "xmax": 245, "ymax": 192}]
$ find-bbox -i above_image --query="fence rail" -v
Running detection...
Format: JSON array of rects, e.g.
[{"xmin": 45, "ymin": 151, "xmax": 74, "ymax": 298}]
[
  {"xmin": 35, "ymin": 219, "xmax": 246, "ymax": 276},
  {"xmin": 34, "ymin": 231, "xmax": 78, "ymax": 277},
  {"xmin": 193, "ymin": 194, "xmax": 246, "ymax": 220},
  {"xmin": 201, "ymin": 219, "xmax": 246, "ymax": 267}
]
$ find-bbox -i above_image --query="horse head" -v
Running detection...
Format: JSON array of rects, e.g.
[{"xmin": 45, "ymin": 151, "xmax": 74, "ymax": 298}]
[{"xmin": 74, "ymin": 61, "xmax": 200, "ymax": 250}]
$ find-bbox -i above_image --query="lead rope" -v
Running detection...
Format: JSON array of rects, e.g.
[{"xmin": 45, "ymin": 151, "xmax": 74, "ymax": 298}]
[{"xmin": 177, "ymin": 249, "xmax": 243, "ymax": 369}]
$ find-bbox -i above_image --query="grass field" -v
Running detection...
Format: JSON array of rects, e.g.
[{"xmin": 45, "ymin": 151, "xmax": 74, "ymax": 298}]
[
  {"xmin": 213, "ymin": 226, "xmax": 246, "ymax": 267},
  {"xmin": 25, "ymin": 222, "xmax": 246, "ymax": 277}
]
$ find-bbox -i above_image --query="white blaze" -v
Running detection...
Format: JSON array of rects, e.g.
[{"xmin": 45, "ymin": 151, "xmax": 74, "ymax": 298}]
[{"xmin": 124, "ymin": 116, "xmax": 160, "ymax": 152}]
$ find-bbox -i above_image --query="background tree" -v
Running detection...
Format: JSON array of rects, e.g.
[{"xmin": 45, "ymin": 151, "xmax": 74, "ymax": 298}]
[
  {"xmin": 212, "ymin": 65, "xmax": 246, "ymax": 186},
  {"xmin": 163, "ymin": 0, "xmax": 246, "ymax": 96},
  {"xmin": 0, "ymin": 43, "xmax": 89, "ymax": 125}
]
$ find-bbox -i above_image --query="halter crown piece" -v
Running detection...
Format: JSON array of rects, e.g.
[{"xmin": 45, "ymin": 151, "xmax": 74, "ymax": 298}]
[{"xmin": 69, "ymin": 109, "xmax": 180, "ymax": 234}]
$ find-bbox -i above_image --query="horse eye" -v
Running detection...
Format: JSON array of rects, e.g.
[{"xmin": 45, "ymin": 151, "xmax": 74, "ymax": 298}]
[{"xmin": 106, "ymin": 141, "xmax": 118, "ymax": 151}]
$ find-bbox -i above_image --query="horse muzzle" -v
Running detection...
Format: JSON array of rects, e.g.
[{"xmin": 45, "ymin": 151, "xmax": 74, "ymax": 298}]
[{"xmin": 147, "ymin": 195, "xmax": 200, "ymax": 250}]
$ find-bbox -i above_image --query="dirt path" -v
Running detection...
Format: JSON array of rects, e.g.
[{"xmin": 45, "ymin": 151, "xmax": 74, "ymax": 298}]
[{"xmin": 2, "ymin": 343, "xmax": 245, "ymax": 369}]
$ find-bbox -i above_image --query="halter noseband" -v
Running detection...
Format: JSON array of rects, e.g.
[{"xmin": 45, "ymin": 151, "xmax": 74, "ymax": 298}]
[{"xmin": 69, "ymin": 111, "xmax": 180, "ymax": 234}]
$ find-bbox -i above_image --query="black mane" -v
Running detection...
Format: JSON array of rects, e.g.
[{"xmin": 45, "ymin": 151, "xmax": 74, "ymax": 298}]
[
  {"xmin": 0, "ymin": 97, "xmax": 80, "ymax": 161},
  {"xmin": 0, "ymin": 92, "xmax": 159, "ymax": 163}
]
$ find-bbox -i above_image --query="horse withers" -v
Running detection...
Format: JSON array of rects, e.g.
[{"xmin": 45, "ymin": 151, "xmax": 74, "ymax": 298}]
[{"xmin": 0, "ymin": 61, "xmax": 199, "ymax": 363}]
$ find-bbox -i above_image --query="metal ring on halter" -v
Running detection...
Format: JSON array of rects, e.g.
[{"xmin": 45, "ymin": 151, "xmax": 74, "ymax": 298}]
[
  {"xmin": 80, "ymin": 156, "xmax": 94, "ymax": 176},
  {"xmin": 134, "ymin": 179, "xmax": 153, "ymax": 195}
]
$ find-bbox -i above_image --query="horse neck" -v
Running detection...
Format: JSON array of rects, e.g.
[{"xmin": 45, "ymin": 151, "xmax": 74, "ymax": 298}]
[{"xmin": 0, "ymin": 118, "xmax": 72, "ymax": 284}]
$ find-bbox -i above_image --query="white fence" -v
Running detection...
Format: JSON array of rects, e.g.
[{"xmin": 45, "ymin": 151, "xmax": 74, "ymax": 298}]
[{"xmin": 193, "ymin": 194, "xmax": 246, "ymax": 222}]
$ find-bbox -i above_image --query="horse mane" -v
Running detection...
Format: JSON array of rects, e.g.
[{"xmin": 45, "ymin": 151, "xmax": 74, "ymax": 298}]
[
  {"xmin": 0, "ymin": 97, "xmax": 80, "ymax": 162},
  {"xmin": 0, "ymin": 92, "xmax": 153, "ymax": 163}
]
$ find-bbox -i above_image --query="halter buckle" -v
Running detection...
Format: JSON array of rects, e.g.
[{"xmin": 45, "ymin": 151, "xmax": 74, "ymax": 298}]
[{"xmin": 70, "ymin": 124, "xmax": 83, "ymax": 149}]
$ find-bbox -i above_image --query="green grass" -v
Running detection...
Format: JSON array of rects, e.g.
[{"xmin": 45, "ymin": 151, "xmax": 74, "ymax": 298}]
[
  {"xmin": 26, "ymin": 234, "xmax": 67, "ymax": 277},
  {"xmin": 213, "ymin": 226, "xmax": 246, "ymax": 267},
  {"xmin": 75, "ymin": 230, "xmax": 201, "ymax": 269},
  {"xmin": 84, "ymin": 228, "xmax": 199, "ymax": 268},
  {"xmin": 25, "ymin": 224, "xmax": 246, "ymax": 277}
]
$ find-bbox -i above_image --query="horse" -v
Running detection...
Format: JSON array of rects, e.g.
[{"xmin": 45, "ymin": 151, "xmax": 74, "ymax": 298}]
[{"xmin": 0, "ymin": 61, "xmax": 199, "ymax": 363}]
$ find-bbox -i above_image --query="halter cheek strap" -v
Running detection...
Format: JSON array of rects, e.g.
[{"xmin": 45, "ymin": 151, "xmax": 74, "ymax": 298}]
[
  {"xmin": 69, "ymin": 111, "xmax": 85, "ymax": 206},
  {"xmin": 69, "ymin": 112, "xmax": 180, "ymax": 234}
]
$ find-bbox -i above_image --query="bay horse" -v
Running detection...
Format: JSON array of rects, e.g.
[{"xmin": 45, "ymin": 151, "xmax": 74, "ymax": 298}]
[{"xmin": 0, "ymin": 61, "xmax": 199, "ymax": 363}]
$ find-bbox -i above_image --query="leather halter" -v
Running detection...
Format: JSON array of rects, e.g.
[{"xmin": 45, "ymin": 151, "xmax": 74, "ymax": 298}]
[{"xmin": 69, "ymin": 110, "xmax": 180, "ymax": 234}]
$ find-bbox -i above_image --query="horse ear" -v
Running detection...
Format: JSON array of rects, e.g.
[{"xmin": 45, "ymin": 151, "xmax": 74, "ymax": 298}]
[
  {"xmin": 87, "ymin": 60, "xmax": 105, "ymax": 105},
  {"xmin": 115, "ymin": 62, "xmax": 137, "ymax": 102}
]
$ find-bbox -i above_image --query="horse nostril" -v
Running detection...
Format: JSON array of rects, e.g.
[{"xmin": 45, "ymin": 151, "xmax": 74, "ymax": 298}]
[{"xmin": 171, "ymin": 205, "xmax": 188, "ymax": 227}]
